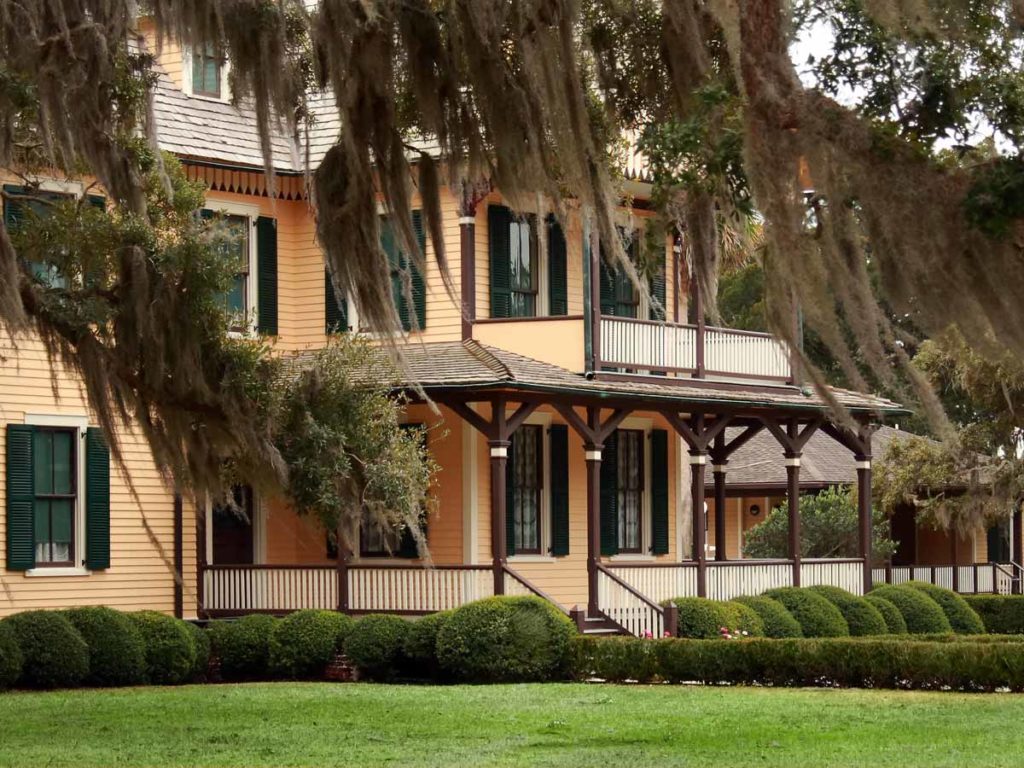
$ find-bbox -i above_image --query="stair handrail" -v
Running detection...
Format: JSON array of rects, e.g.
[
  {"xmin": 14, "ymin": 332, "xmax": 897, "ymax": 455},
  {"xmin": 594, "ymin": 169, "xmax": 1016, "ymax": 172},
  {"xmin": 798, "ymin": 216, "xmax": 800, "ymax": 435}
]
[
  {"xmin": 595, "ymin": 563, "xmax": 677, "ymax": 636},
  {"xmin": 501, "ymin": 566, "xmax": 570, "ymax": 615}
]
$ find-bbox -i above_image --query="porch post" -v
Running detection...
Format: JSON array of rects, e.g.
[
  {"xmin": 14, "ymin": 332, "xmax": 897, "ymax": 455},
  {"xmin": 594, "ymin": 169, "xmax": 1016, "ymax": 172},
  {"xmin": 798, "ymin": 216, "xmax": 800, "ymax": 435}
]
[
  {"xmin": 1014, "ymin": 506, "xmax": 1023, "ymax": 594},
  {"xmin": 585, "ymin": 441, "xmax": 603, "ymax": 616},
  {"xmin": 196, "ymin": 500, "xmax": 206, "ymax": 619},
  {"xmin": 691, "ymin": 452, "xmax": 708, "ymax": 597},
  {"xmin": 588, "ymin": 224, "xmax": 602, "ymax": 371},
  {"xmin": 173, "ymin": 493, "xmax": 183, "ymax": 619},
  {"xmin": 336, "ymin": 521, "xmax": 350, "ymax": 613},
  {"xmin": 459, "ymin": 201, "xmax": 477, "ymax": 341},
  {"xmin": 489, "ymin": 439, "xmax": 510, "ymax": 596},
  {"xmin": 712, "ymin": 460, "xmax": 728, "ymax": 561},
  {"xmin": 950, "ymin": 532, "xmax": 960, "ymax": 592},
  {"xmin": 856, "ymin": 455, "xmax": 873, "ymax": 594},
  {"xmin": 786, "ymin": 453, "xmax": 802, "ymax": 587}
]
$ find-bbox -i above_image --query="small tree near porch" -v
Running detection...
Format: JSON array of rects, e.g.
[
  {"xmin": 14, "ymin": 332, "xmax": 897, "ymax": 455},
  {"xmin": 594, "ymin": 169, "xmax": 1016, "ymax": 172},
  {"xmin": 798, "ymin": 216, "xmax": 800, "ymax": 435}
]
[{"xmin": 743, "ymin": 487, "xmax": 896, "ymax": 565}]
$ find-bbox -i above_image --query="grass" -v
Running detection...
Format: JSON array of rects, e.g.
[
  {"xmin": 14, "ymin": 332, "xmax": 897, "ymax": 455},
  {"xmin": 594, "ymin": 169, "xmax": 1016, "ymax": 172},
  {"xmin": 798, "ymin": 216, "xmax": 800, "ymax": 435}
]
[{"xmin": 3, "ymin": 683, "xmax": 1024, "ymax": 766}]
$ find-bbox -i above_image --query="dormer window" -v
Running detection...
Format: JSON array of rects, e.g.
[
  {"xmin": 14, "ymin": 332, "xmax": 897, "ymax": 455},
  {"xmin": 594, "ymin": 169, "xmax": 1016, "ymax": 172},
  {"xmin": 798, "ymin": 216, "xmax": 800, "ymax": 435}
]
[{"xmin": 192, "ymin": 44, "xmax": 223, "ymax": 98}]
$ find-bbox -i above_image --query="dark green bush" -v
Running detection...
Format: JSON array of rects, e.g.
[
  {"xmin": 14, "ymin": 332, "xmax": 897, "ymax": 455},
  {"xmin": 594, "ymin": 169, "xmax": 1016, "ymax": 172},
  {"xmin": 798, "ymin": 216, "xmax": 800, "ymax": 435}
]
[
  {"xmin": 0, "ymin": 621, "xmax": 23, "ymax": 691},
  {"xmin": 4, "ymin": 610, "xmax": 88, "ymax": 689},
  {"xmin": 866, "ymin": 594, "xmax": 908, "ymax": 634},
  {"xmin": 65, "ymin": 606, "xmax": 146, "ymax": 687},
  {"xmin": 344, "ymin": 614, "xmax": 410, "ymax": 681},
  {"xmin": 402, "ymin": 611, "xmax": 451, "ymax": 680},
  {"xmin": 129, "ymin": 611, "xmax": 197, "ymax": 685},
  {"xmin": 870, "ymin": 585, "xmax": 952, "ymax": 635},
  {"xmin": 270, "ymin": 610, "xmax": 355, "ymax": 679},
  {"xmin": 570, "ymin": 635, "xmax": 1024, "ymax": 691},
  {"xmin": 762, "ymin": 588, "xmax": 849, "ymax": 637},
  {"xmin": 964, "ymin": 595, "xmax": 1024, "ymax": 634},
  {"xmin": 665, "ymin": 597, "xmax": 736, "ymax": 638},
  {"xmin": 732, "ymin": 595, "xmax": 803, "ymax": 638},
  {"xmin": 436, "ymin": 596, "xmax": 576, "ymax": 683},
  {"xmin": 186, "ymin": 622, "xmax": 211, "ymax": 681},
  {"xmin": 723, "ymin": 601, "xmax": 765, "ymax": 637},
  {"xmin": 807, "ymin": 586, "xmax": 888, "ymax": 636},
  {"xmin": 905, "ymin": 582, "xmax": 985, "ymax": 635},
  {"xmin": 207, "ymin": 614, "xmax": 277, "ymax": 681}
]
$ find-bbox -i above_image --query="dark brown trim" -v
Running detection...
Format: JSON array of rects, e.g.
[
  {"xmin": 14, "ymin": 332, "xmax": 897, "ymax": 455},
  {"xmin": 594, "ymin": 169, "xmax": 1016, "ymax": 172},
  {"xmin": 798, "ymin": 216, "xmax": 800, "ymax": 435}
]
[
  {"xmin": 589, "ymin": 226, "xmax": 601, "ymax": 374},
  {"xmin": 173, "ymin": 493, "xmax": 183, "ymax": 619},
  {"xmin": 459, "ymin": 212, "xmax": 476, "ymax": 341},
  {"xmin": 474, "ymin": 314, "xmax": 585, "ymax": 325},
  {"xmin": 196, "ymin": 502, "xmax": 206, "ymax": 619}
]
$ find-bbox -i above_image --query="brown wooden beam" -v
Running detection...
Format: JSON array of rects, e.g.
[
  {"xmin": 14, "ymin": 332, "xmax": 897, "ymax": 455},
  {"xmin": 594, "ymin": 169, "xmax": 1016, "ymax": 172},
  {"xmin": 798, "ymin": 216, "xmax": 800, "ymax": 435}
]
[
  {"xmin": 173, "ymin": 493, "xmax": 183, "ymax": 619},
  {"xmin": 691, "ymin": 452, "xmax": 708, "ymax": 596},
  {"xmin": 459, "ymin": 206, "xmax": 477, "ymax": 341}
]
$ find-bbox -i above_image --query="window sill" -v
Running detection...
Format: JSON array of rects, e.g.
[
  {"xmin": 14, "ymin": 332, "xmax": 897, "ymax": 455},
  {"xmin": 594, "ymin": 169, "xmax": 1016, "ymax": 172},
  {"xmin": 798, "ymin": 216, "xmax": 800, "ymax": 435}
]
[
  {"xmin": 508, "ymin": 554, "xmax": 557, "ymax": 563},
  {"xmin": 25, "ymin": 566, "xmax": 90, "ymax": 577},
  {"xmin": 607, "ymin": 554, "xmax": 656, "ymax": 563}
]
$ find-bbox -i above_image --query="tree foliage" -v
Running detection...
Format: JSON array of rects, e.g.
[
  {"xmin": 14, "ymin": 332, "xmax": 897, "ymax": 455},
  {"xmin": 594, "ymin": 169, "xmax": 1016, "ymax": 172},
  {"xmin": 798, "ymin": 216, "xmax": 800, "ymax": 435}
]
[{"xmin": 743, "ymin": 486, "xmax": 897, "ymax": 563}]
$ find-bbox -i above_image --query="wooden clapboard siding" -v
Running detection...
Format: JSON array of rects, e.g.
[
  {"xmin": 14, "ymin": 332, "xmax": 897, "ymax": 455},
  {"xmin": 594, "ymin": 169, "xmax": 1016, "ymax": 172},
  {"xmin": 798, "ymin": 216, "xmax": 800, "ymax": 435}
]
[
  {"xmin": 139, "ymin": 19, "xmax": 185, "ymax": 90},
  {"xmin": 0, "ymin": 337, "xmax": 197, "ymax": 618}
]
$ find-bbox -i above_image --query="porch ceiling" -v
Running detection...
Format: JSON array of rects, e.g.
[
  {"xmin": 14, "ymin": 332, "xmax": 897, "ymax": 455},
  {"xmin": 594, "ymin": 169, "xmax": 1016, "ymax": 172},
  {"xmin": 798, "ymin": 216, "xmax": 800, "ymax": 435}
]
[{"xmin": 285, "ymin": 340, "xmax": 905, "ymax": 418}]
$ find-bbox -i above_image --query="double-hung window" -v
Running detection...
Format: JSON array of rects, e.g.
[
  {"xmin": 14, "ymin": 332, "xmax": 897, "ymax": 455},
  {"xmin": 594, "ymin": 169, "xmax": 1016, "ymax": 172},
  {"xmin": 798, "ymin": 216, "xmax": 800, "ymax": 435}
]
[
  {"xmin": 191, "ymin": 44, "xmax": 225, "ymax": 99},
  {"xmin": 510, "ymin": 425, "xmax": 543, "ymax": 554},
  {"xmin": 509, "ymin": 218, "xmax": 537, "ymax": 317},
  {"xmin": 219, "ymin": 214, "xmax": 251, "ymax": 325},
  {"xmin": 32, "ymin": 428, "xmax": 76, "ymax": 566},
  {"xmin": 616, "ymin": 429, "xmax": 644, "ymax": 554}
]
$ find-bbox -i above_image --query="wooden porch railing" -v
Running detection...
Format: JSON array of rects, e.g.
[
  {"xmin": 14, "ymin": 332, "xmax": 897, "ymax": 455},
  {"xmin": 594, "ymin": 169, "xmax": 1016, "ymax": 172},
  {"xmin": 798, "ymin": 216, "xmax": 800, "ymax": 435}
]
[
  {"xmin": 871, "ymin": 563, "xmax": 1016, "ymax": 595},
  {"xmin": 502, "ymin": 566, "xmax": 569, "ymax": 614},
  {"xmin": 599, "ymin": 317, "xmax": 790, "ymax": 381},
  {"xmin": 596, "ymin": 564, "xmax": 671, "ymax": 638},
  {"xmin": 201, "ymin": 563, "xmax": 493, "ymax": 616}
]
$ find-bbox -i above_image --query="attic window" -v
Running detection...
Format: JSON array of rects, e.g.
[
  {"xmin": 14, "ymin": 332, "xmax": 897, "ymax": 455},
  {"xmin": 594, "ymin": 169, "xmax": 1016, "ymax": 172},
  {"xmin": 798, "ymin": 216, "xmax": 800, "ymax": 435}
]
[{"xmin": 192, "ymin": 44, "xmax": 224, "ymax": 99}]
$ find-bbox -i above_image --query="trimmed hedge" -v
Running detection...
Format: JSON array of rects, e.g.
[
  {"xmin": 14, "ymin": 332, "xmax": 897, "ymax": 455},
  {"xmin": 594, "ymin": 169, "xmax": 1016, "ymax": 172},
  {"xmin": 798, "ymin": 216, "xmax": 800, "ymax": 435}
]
[
  {"xmin": 65, "ymin": 606, "xmax": 147, "ymax": 687},
  {"xmin": 572, "ymin": 636, "xmax": 1024, "ymax": 691},
  {"xmin": 905, "ymin": 582, "xmax": 985, "ymax": 635},
  {"xmin": 436, "ymin": 596, "xmax": 576, "ymax": 683},
  {"xmin": 865, "ymin": 594, "xmax": 908, "ymax": 634},
  {"xmin": 4, "ymin": 611, "xmax": 89, "ymax": 689},
  {"xmin": 270, "ymin": 610, "xmax": 355, "ymax": 679},
  {"xmin": 0, "ymin": 621, "xmax": 23, "ymax": 691},
  {"xmin": 870, "ymin": 585, "xmax": 952, "ymax": 635},
  {"xmin": 732, "ymin": 595, "xmax": 803, "ymax": 638},
  {"xmin": 129, "ymin": 611, "xmax": 197, "ymax": 685},
  {"xmin": 344, "ymin": 614, "xmax": 410, "ymax": 681},
  {"xmin": 187, "ymin": 622, "xmax": 211, "ymax": 681},
  {"xmin": 208, "ymin": 614, "xmax": 277, "ymax": 681},
  {"xmin": 763, "ymin": 588, "xmax": 849, "ymax": 637},
  {"xmin": 807, "ymin": 586, "xmax": 888, "ymax": 636},
  {"xmin": 665, "ymin": 597, "xmax": 735, "ymax": 639},
  {"xmin": 964, "ymin": 595, "xmax": 1024, "ymax": 634},
  {"xmin": 402, "ymin": 611, "xmax": 451, "ymax": 680}
]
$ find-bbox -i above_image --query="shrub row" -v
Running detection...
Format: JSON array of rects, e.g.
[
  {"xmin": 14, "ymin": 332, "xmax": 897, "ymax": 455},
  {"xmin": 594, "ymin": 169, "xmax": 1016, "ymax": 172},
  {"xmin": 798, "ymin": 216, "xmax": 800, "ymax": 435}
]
[
  {"xmin": 572, "ymin": 635, "xmax": 1024, "ymax": 691},
  {"xmin": 0, "ymin": 608, "xmax": 204, "ymax": 690},
  {"xmin": 964, "ymin": 595, "xmax": 1024, "ymax": 635}
]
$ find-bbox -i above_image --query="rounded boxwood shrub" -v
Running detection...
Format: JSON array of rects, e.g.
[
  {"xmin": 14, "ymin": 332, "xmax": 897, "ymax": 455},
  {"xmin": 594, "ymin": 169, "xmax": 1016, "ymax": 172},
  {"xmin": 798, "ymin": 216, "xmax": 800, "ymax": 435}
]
[
  {"xmin": 905, "ymin": 582, "xmax": 985, "ymax": 635},
  {"xmin": 964, "ymin": 595, "xmax": 1024, "ymax": 634},
  {"xmin": 436, "ymin": 596, "xmax": 576, "ymax": 683},
  {"xmin": 207, "ymin": 614, "xmax": 277, "ymax": 681},
  {"xmin": 732, "ymin": 595, "xmax": 803, "ymax": 638},
  {"xmin": 665, "ymin": 597, "xmax": 737, "ymax": 639},
  {"xmin": 807, "ymin": 586, "xmax": 888, "ymax": 636},
  {"xmin": 870, "ymin": 585, "xmax": 952, "ymax": 635},
  {"xmin": 65, "ymin": 606, "xmax": 146, "ymax": 687},
  {"xmin": 186, "ymin": 622, "xmax": 211, "ymax": 681},
  {"xmin": 344, "ymin": 614, "xmax": 410, "ymax": 681},
  {"xmin": 724, "ymin": 600, "xmax": 765, "ymax": 637},
  {"xmin": 402, "ymin": 611, "xmax": 451, "ymax": 680},
  {"xmin": 269, "ymin": 610, "xmax": 355, "ymax": 679},
  {"xmin": 763, "ymin": 588, "xmax": 849, "ymax": 637},
  {"xmin": 866, "ymin": 594, "xmax": 908, "ymax": 634},
  {"xmin": 0, "ymin": 621, "xmax": 23, "ymax": 691},
  {"xmin": 128, "ymin": 610, "xmax": 197, "ymax": 685},
  {"xmin": 4, "ymin": 610, "xmax": 88, "ymax": 689}
]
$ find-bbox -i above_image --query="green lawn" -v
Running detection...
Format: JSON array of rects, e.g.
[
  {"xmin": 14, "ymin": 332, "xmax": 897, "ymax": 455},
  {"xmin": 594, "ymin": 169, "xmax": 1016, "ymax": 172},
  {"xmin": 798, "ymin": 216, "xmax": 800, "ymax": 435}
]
[{"xmin": 2, "ymin": 683, "xmax": 1023, "ymax": 766}]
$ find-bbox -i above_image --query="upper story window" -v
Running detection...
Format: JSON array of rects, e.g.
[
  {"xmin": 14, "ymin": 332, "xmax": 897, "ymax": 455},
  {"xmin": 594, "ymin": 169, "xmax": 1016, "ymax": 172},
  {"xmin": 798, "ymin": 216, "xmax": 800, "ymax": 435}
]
[
  {"xmin": 488, "ymin": 205, "xmax": 567, "ymax": 319},
  {"xmin": 216, "ymin": 214, "xmax": 251, "ymax": 323},
  {"xmin": 185, "ymin": 44, "xmax": 229, "ymax": 101}
]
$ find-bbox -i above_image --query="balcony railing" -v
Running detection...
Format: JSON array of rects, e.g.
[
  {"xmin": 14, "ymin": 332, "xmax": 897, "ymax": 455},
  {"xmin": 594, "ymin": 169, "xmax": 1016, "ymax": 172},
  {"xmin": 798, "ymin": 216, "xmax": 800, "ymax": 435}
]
[{"xmin": 599, "ymin": 317, "xmax": 792, "ymax": 382}]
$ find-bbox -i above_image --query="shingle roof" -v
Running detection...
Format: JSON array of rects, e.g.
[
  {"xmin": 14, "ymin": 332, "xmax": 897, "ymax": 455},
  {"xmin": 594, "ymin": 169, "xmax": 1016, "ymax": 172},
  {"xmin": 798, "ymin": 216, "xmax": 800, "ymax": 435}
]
[
  {"xmin": 716, "ymin": 425, "xmax": 911, "ymax": 490},
  {"xmin": 285, "ymin": 340, "xmax": 904, "ymax": 415}
]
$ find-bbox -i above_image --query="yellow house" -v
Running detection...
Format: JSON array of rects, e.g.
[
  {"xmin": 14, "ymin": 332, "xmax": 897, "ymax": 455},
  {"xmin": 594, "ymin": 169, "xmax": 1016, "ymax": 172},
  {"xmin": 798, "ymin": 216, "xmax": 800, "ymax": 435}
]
[{"xmin": 1, "ymin": 23, "xmax": 1011, "ymax": 635}]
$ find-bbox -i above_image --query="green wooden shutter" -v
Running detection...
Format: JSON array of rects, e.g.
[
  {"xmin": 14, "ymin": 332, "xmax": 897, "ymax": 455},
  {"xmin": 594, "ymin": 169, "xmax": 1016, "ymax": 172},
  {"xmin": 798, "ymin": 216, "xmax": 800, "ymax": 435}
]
[
  {"xmin": 325, "ymin": 269, "xmax": 348, "ymax": 333},
  {"xmin": 256, "ymin": 216, "xmax": 278, "ymax": 335},
  {"xmin": 650, "ymin": 429, "xmax": 669, "ymax": 555},
  {"xmin": 6, "ymin": 424, "xmax": 35, "ymax": 571},
  {"xmin": 599, "ymin": 259, "xmax": 617, "ymax": 316},
  {"xmin": 397, "ymin": 423, "xmax": 426, "ymax": 557},
  {"xmin": 3, "ymin": 185, "xmax": 27, "ymax": 230},
  {"xmin": 411, "ymin": 210, "xmax": 427, "ymax": 330},
  {"xmin": 547, "ymin": 216, "xmax": 568, "ymax": 316},
  {"xmin": 549, "ymin": 424, "xmax": 569, "ymax": 556},
  {"xmin": 505, "ymin": 434, "xmax": 516, "ymax": 557},
  {"xmin": 599, "ymin": 431, "xmax": 619, "ymax": 556},
  {"xmin": 85, "ymin": 427, "xmax": 110, "ymax": 570},
  {"xmin": 649, "ymin": 250, "xmax": 666, "ymax": 321},
  {"xmin": 488, "ymin": 205, "xmax": 512, "ymax": 318}
]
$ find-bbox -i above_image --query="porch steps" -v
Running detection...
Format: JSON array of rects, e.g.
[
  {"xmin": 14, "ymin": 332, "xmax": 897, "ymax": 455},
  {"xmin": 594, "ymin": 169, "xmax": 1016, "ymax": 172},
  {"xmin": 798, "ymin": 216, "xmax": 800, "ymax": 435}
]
[{"xmin": 575, "ymin": 611, "xmax": 630, "ymax": 636}]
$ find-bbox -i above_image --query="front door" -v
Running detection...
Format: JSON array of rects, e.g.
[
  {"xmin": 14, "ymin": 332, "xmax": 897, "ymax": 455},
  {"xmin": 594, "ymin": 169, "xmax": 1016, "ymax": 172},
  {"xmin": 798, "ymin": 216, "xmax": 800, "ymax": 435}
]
[{"xmin": 211, "ymin": 485, "xmax": 255, "ymax": 565}]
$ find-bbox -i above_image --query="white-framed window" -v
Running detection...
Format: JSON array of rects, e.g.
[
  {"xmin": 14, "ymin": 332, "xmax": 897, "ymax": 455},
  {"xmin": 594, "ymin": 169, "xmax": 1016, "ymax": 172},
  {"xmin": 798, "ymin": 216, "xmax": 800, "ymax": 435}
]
[
  {"xmin": 609, "ymin": 416, "xmax": 654, "ymax": 560},
  {"xmin": 509, "ymin": 412, "xmax": 555, "ymax": 561},
  {"xmin": 183, "ymin": 45, "xmax": 231, "ymax": 102},
  {"xmin": 201, "ymin": 198, "xmax": 259, "ymax": 334},
  {"xmin": 23, "ymin": 413, "xmax": 90, "ymax": 577}
]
